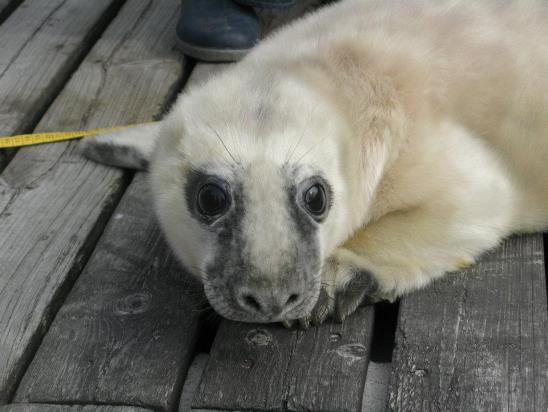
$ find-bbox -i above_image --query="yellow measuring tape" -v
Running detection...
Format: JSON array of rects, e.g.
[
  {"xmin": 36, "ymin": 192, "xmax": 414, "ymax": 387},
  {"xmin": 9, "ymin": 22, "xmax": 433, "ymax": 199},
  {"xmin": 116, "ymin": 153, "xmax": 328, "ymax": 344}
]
[{"xmin": 0, "ymin": 123, "xmax": 150, "ymax": 149}]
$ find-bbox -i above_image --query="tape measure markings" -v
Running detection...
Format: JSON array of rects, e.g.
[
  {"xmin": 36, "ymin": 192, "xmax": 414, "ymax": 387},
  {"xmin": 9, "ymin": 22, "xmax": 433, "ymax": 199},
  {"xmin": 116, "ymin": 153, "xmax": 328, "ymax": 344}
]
[{"xmin": 0, "ymin": 123, "xmax": 154, "ymax": 149}]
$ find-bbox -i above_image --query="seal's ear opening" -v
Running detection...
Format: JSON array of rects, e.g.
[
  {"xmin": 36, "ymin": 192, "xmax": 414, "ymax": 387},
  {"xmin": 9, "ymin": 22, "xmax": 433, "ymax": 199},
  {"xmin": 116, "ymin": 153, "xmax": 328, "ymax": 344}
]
[{"xmin": 79, "ymin": 121, "xmax": 162, "ymax": 170}]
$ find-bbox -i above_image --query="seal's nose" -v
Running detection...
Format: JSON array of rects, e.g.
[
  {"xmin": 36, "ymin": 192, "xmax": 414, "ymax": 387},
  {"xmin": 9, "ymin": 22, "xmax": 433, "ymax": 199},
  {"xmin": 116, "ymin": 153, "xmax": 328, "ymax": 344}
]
[{"xmin": 236, "ymin": 288, "xmax": 302, "ymax": 318}]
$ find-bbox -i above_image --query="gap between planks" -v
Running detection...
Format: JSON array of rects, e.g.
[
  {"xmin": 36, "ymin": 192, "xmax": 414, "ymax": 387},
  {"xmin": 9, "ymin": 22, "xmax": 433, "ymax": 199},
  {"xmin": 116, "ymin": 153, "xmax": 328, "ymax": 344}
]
[{"xmin": 0, "ymin": 0, "xmax": 24, "ymax": 25}]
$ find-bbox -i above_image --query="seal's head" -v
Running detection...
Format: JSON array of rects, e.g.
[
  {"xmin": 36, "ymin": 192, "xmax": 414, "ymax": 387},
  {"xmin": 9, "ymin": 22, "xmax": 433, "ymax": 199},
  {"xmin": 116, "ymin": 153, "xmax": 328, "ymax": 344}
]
[{"xmin": 150, "ymin": 65, "xmax": 353, "ymax": 323}]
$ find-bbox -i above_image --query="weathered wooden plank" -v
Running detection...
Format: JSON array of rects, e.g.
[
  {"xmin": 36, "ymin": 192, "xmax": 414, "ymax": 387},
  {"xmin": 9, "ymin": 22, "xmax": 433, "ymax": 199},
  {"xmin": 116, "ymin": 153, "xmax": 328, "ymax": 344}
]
[
  {"xmin": 0, "ymin": 0, "xmax": 124, "ymax": 170},
  {"xmin": 13, "ymin": 45, "xmax": 228, "ymax": 412},
  {"xmin": 0, "ymin": 405, "xmax": 151, "ymax": 412},
  {"xmin": 15, "ymin": 174, "xmax": 204, "ymax": 411},
  {"xmin": 0, "ymin": 0, "xmax": 185, "ymax": 404},
  {"xmin": 193, "ymin": 307, "xmax": 374, "ymax": 412},
  {"xmin": 14, "ymin": 61, "xmax": 226, "ymax": 412},
  {"xmin": 362, "ymin": 361, "xmax": 391, "ymax": 412},
  {"xmin": 388, "ymin": 234, "xmax": 548, "ymax": 412}
]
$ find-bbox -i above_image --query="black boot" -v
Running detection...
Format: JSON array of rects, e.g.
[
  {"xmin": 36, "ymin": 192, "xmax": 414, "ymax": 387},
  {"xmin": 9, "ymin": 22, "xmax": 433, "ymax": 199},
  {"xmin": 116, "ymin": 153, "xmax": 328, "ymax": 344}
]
[
  {"xmin": 233, "ymin": 0, "xmax": 296, "ymax": 9},
  {"xmin": 176, "ymin": 0, "xmax": 259, "ymax": 62}
]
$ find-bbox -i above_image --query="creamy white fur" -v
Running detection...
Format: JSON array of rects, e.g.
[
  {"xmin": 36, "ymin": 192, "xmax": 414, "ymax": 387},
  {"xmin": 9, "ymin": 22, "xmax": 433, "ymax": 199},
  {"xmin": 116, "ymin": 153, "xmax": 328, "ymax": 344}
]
[{"xmin": 84, "ymin": 0, "xmax": 548, "ymax": 322}]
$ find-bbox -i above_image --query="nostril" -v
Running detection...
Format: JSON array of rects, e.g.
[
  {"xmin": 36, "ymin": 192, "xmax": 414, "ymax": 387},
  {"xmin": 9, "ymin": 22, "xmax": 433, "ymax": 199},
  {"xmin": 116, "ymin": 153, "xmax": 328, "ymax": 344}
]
[
  {"xmin": 243, "ymin": 294, "xmax": 262, "ymax": 313},
  {"xmin": 238, "ymin": 291, "xmax": 302, "ymax": 317},
  {"xmin": 286, "ymin": 293, "xmax": 300, "ymax": 306}
]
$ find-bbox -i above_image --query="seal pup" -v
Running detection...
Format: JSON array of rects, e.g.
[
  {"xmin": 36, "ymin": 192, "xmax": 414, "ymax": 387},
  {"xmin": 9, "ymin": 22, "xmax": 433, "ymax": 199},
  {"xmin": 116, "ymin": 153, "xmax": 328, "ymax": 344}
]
[{"xmin": 82, "ymin": 0, "xmax": 548, "ymax": 326}]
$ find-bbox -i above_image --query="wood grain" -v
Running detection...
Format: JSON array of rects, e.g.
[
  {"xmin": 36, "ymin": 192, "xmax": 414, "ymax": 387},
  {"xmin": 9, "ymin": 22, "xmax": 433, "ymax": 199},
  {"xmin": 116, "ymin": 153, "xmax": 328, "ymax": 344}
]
[
  {"xmin": 14, "ymin": 52, "xmax": 230, "ymax": 412},
  {"xmin": 10, "ymin": 6, "xmax": 227, "ymax": 411},
  {"xmin": 15, "ymin": 174, "xmax": 204, "ymax": 411},
  {"xmin": 193, "ymin": 307, "xmax": 374, "ymax": 412},
  {"xmin": 0, "ymin": 0, "xmax": 124, "ymax": 170},
  {"xmin": 388, "ymin": 234, "xmax": 548, "ymax": 411},
  {"xmin": 0, "ymin": 405, "xmax": 151, "ymax": 412},
  {"xmin": 0, "ymin": 0, "xmax": 185, "ymax": 404}
]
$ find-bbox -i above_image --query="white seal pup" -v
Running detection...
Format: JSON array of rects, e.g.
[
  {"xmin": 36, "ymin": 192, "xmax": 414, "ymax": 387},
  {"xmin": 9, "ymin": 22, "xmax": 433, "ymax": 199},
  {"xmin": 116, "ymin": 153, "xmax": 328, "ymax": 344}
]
[{"xmin": 82, "ymin": 0, "xmax": 548, "ymax": 326}]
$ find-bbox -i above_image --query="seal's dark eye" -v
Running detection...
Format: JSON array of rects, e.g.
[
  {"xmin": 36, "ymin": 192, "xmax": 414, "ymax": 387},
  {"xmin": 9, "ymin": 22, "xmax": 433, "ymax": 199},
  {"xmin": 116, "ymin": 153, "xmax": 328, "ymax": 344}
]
[
  {"xmin": 304, "ymin": 183, "xmax": 327, "ymax": 216},
  {"xmin": 197, "ymin": 183, "xmax": 229, "ymax": 217}
]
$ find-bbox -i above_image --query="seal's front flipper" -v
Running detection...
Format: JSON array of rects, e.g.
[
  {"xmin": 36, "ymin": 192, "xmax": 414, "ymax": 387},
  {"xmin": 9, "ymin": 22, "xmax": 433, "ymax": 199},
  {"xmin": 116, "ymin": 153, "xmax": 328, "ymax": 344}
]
[
  {"xmin": 334, "ymin": 266, "xmax": 383, "ymax": 323},
  {"xmin": 79, "ymin": 122, "xmax": 161, "ymax": 170}
]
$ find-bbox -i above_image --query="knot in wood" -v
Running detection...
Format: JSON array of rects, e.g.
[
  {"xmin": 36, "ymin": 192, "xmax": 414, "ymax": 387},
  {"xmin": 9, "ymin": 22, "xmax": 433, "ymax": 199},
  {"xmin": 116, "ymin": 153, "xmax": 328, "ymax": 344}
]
[
  {"xmin": 410, "ymin": 365, "xmax": 428, "ymax": 377},
  {"xmin": 241, "ymin": 359, "xmax": 254, "ymax": 369},
  {"xmin": 115, "ymin": 292, "xmax": 151, "ymax": 315},
  {"xmin": 329, "ymin": 332, "xmax": 342, "ymax": 342},
  {"xmin": 334, "ymin": 343, "xmax": 367, "ymax": 363},
  {"xmin": 245, "ymin": 329, "xmax": 272, "ymax": 346}
]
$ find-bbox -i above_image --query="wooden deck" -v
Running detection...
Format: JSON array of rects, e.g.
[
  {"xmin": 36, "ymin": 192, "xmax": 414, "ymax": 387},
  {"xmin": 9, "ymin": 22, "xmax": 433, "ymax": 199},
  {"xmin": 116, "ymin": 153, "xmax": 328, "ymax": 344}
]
[{"xmin": 0, "ymin": 1, "xmax": 547, "ymax": 411}]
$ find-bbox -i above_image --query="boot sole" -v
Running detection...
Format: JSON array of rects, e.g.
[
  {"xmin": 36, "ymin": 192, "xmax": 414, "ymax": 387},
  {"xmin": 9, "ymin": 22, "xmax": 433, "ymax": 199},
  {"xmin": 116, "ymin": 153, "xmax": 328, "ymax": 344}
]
[{"xmin": 175, "ymin": 38, "xmax": 251, "ymax": 62}]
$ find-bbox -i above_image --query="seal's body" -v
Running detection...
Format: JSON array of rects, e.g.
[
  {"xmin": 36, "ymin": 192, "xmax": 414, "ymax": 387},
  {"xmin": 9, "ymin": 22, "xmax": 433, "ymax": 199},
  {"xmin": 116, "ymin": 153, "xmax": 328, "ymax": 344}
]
[{"xmin": 83, "ymin": 0, "xmax": 548, "ymax": 325}]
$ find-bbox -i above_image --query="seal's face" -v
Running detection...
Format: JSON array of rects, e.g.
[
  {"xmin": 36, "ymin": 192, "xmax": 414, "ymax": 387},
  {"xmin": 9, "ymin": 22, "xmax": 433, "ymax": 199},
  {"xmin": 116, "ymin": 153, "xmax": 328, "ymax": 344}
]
[
  {"xmin": 182, "ymin": 164, "xmax": 331, "ymax": 322},
  {"xmin": 151, "ymin": 68, "xmax": 349, "ymax": 322}
]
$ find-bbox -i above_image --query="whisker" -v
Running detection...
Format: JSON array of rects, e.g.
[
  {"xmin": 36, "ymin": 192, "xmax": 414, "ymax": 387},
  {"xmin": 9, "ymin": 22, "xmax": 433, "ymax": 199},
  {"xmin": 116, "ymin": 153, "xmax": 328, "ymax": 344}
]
[
  {"xmin": 285, "ymin": 107, "xmax": 315, "ymax": 165},
  {"xmin": 223, "ymin": 119, "xmax": 244, "ymax": 165},
  {"xmin": 187, "ymin": 118, "xmax": 234, "ymax": 169},
  {"xmin": 294, "ymin": 134, "xmax": 330, "ymax": 164},
  {"xmin": 206, "ymin": 122, "xmax": 240, "ymax": 165}
]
